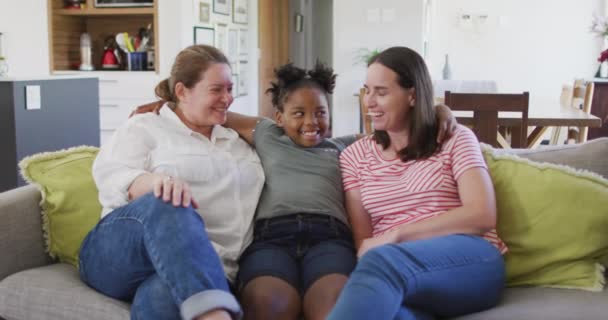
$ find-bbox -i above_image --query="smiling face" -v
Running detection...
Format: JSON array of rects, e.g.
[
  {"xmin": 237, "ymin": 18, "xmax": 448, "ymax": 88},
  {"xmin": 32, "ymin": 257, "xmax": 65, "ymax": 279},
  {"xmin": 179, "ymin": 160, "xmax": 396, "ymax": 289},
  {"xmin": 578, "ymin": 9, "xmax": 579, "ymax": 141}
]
[
  {"xmin": 275, "ymin": 86, "xmax": 330, "ymax": 147},
  {"xmin": 175, "ymin": 63, "xmax": 234, "ymax": 135},
  {"xmin": 364, "ymin": 62, "xmax": 415, "ymax": 134}
]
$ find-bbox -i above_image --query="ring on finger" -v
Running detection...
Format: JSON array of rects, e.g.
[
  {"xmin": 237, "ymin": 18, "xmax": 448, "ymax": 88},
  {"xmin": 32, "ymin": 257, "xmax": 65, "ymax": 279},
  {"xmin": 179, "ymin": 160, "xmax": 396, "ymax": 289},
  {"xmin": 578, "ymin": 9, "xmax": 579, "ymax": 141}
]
[{"xmin": 164, "ymin": 176, "xmax": 174, "ymax": 183}]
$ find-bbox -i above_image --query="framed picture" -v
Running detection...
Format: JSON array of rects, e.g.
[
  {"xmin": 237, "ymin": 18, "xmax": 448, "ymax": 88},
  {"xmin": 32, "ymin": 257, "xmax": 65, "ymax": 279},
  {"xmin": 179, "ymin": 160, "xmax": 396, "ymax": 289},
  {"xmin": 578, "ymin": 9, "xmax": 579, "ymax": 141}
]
[
  {"xmin": 233, "ymin": 0, "xmax": 248, "ymax": 24},
  {"xmin": 215, "ymin": 23, "xmax": 228, "ymax": 54},
  {"xmin": 231, "ymin": 74, "xmax": 239, "ymax": 97},
  {"xmin": 213, "ymin": 0, "xmax": 230, "ymax": 15},
  {"xmin": 230, "ymin": 61, "xmax": 237, "ymax": 74},
  {"xmin": 194, "ymin": 26, "xmax": 214, "ymax": 45},
  {"xmin": 198, "ymin": 1, "xmax": 210, "ymax": 24},
  {"xmin": 238, "ymin": 28, "xmax": 248, "ymax": 57},
  {"xmin": 238, "ymin": 60, "xmax": 248, "ymax": 96},
  {"xmin": 227, "ymin": 28, "xmax": 238, "ymax": 61}
]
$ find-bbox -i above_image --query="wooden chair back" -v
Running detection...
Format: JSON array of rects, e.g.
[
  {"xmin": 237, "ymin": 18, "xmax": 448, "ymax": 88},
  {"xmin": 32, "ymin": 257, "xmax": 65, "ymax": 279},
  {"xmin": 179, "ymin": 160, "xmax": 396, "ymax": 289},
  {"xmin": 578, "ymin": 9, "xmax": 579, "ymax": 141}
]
[
  {"xmin": 444, "ymin": 91, "xmax": 530, "ymax": 148},
  {"xmin": 552, "ymin": 80, "xmax": 595, "ymax": 145}
]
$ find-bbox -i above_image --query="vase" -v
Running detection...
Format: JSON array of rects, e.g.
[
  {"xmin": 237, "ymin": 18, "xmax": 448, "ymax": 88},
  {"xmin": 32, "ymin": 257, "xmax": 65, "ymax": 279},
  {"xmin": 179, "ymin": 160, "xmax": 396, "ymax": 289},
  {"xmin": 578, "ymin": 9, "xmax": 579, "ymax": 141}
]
[
  {"xmin": 442, "ymin": 54, "xmax": 452, "ymax": 80},
  {"xmin": 601, "ymin": 61, "xmax": 608, "ymax": 78}
]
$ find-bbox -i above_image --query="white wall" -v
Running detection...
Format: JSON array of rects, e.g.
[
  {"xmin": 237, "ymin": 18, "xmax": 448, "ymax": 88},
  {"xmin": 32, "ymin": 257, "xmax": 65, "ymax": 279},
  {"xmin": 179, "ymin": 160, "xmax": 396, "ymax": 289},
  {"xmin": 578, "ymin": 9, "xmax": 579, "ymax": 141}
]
[
  {"xmin": 332, "ymin": 0, "xmax": 425, "ymax": 136},
  {"xmin": 0, "ymin": 0, "xmax": 50, "ymax": 77},
  {"xmin": 331, "ymin": 0, "xmax": 605, "ymax": 136},
  {"xmin": 427, "ymin": 0, "xmax": 603, "ymax": 110}
]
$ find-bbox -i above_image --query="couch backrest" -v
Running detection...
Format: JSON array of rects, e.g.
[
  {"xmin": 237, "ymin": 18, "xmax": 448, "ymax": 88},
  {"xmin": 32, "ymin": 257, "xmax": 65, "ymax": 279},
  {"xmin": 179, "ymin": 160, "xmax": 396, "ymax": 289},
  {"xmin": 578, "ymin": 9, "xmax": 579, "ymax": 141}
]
[{"xmin": 494, "ymin": 138, "xmax": 608, "ymax": 178}]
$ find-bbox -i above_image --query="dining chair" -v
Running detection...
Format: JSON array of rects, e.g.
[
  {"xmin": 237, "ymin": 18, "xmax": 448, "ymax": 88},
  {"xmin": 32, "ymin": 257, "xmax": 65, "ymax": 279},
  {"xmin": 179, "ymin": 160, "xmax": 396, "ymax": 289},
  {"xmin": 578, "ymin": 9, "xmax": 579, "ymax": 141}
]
[
  {"xmin": 550, "ymin": 80, "xmax": 594, "ymax": 144},
  {"xmin": 359, "ymin": 87, "xmax": 373, "ymax": 134},
  {"xmin": 444, "ymin": 91, "xmax": 530, "ymax": 148}
]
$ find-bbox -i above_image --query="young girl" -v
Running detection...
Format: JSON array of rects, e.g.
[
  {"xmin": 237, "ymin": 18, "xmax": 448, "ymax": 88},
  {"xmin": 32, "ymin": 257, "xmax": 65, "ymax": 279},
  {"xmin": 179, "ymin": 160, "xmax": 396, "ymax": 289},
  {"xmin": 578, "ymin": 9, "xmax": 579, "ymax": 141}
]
[
  {"xmin": 224, "ymin": 62, "xmax": 457, "ymax": 320},
  {"xmin": 134, "ymin": 62, "xmax": 456, "ymax": 320},
  {"xmin": 327, "ymin": 47, "xmax": 507, "ymax": 320}
]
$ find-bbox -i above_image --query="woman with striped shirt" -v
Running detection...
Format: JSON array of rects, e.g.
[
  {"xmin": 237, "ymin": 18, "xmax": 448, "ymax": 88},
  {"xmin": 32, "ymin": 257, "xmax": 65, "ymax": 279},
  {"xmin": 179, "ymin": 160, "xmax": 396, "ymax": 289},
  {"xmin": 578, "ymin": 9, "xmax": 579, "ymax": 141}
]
[{"xmin": 327, "ymin": 47, "xmax": 506, "ymax": 320}]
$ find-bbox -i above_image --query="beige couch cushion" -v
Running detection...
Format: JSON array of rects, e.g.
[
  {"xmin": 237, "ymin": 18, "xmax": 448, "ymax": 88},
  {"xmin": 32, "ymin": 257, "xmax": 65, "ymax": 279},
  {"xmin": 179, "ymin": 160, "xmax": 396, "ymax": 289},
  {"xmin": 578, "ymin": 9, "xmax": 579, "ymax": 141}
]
[
  {"xmin": 0, "ymin": 264, "xmax": 129, "ymax": 320},
  {"xmin": 497, "ymin": 137, "xmax": 608, "ymax": 178},
  {"xmin": 453, "ymin": 287, "xmax": 608, "ymax": 320}
]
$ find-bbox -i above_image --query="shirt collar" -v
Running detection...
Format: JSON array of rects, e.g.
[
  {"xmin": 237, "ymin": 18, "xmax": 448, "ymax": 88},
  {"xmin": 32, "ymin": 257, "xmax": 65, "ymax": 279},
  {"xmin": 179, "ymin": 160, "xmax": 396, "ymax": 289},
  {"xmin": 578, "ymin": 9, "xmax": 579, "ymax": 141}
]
[{"xmin": 159, "ymin": 103, "xmax": 237, "ymax": 143}]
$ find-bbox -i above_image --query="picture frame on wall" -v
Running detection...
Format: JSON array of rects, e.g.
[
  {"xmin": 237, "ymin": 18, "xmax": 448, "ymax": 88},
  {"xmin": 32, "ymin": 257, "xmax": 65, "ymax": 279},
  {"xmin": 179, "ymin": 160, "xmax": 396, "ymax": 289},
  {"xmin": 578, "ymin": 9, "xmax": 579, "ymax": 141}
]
[
  {"xmin": 194, "ymin": 26, "xmax": 214, "ymax": 45},
  {"xmin": 198, "ymin": 1, "xmax": 211, "ymax": 24},
  {"xmin": 231, "ymin": 74, "xmax": 239, "ymax": 97},
  {"xmin": 233, "ymin": 0, "xmax": 248, "ymax": 24},
  {"xmin": 238, "ymin": 28, "xmax": 248, "ymax": 57},
  {"xmin": 213, "ymin": 0, "xmax": 230, "ymax": 16},
  {"xmin": 227, "ymin": 28, "xmax": 238, "ymax": 61},
  {"xmin": 215, "ymin": 23, "xmax": 228, "ymax": 54},
  {"xmin": 238, "ymin": 60, "xmax": 248, "ymax": 96},
  {"xmin": 230, "ymin": 61, "xmax": 237, "ymax": 74}
]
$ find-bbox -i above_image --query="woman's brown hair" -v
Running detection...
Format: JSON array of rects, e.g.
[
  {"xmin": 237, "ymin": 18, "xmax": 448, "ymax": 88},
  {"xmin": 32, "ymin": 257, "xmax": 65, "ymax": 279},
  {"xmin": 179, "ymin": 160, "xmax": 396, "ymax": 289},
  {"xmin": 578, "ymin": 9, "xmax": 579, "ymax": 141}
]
[
  {"xmin": 368, "ymin": 46, "xmax": 440, "ymax": 161},
  {"xmin": 155, "ymin": 45, "xmax": 229, "ymax": 103}
]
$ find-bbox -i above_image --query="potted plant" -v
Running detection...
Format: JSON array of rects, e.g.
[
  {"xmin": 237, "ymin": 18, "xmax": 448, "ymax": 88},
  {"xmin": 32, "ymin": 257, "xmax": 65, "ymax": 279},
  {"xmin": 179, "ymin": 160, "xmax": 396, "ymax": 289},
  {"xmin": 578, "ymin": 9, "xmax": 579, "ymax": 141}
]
[{"xmin": 590, "ymin": 14, "xmax": 608, "ymax": 78}]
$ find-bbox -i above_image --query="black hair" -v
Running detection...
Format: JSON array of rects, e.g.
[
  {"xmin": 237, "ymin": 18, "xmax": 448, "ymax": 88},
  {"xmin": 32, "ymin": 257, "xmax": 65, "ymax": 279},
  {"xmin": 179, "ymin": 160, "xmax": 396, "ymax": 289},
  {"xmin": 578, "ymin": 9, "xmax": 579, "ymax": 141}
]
[
  {"xmin": 266, "ymin": 62, "xmax": 336, "ymax": 111},
  {"xmin": 368, "ymin": 46, "xmax": 440, "ymax": 161}
]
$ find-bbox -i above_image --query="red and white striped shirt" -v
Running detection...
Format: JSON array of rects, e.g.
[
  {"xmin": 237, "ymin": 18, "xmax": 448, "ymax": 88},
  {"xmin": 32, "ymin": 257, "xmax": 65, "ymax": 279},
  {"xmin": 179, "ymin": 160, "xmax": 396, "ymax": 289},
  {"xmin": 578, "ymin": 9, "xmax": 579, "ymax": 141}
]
[{"xmin": 340, "ymin": 125, "xmax": 507, "ymax": 254}]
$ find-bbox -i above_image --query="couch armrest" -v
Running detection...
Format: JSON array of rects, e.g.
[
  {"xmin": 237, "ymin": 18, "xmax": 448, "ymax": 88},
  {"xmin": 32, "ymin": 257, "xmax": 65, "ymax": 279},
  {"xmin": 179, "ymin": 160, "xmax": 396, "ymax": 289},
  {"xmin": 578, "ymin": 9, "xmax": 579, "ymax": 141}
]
[{"xmin": 0, "ymin": 185, "xmax": 53, "ymax": 280}]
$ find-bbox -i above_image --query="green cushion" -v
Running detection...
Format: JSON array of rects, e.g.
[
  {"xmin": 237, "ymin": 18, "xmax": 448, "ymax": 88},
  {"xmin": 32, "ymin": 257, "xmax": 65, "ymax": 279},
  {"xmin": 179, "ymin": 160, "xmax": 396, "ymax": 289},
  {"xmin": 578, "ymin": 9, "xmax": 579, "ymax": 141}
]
[
  {"xmin": 19, "ymin": 146, "xmax": 101, "ymax": 267},
  {"xmin": 482, "ymin": 145, "xmax": 608, "ymax": 291}
]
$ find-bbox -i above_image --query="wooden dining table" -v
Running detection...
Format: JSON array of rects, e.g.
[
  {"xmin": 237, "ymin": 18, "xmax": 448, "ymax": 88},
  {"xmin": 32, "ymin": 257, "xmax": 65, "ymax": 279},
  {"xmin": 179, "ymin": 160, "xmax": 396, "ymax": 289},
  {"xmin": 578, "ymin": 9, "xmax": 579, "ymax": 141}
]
[{"xmin": 453, "ymin": 101, "xmax": 602, "ymax": 148}]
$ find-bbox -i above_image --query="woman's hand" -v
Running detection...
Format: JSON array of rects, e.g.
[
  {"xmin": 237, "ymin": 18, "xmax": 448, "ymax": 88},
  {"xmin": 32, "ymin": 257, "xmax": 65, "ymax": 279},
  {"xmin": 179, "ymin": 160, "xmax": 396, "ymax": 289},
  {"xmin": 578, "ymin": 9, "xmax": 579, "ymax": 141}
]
[
  {"xmin": 152, "ymin": 174, "xmax": 199, "ymax": 208},
  {"xmin": 130, "ymin": 100, "xmax": 165, "ymax": 118},
  {"xmin": 435, "ymin": 104, "xmax": 458, "ymax": 143},
  {"xmin": 357, "ymin": 231, "xmax": 398, "ymax": 258}
]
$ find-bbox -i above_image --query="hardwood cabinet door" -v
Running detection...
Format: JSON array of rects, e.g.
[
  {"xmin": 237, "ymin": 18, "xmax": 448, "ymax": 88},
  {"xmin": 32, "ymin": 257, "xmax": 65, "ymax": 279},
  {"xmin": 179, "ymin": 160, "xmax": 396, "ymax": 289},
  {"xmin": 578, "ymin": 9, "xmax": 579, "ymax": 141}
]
[{"xmin": 589, "ymin": 81, "xmax": 608, "ymax": 140}]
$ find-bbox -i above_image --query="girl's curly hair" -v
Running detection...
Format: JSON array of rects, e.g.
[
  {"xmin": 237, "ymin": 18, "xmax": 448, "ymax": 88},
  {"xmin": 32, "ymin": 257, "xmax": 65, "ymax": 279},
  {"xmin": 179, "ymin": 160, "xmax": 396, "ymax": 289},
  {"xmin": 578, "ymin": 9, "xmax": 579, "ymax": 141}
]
[{"xmin": 266, "ymin": 62, "xmax": 336, "ymax": 111}]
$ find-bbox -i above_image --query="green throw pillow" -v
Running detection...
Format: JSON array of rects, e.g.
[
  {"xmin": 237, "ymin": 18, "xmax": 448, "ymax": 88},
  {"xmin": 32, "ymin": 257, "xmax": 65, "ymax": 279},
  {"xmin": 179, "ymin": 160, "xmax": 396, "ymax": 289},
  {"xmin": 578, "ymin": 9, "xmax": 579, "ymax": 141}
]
[
  {"xmin": 19, "ymin": 146, "xmax": 101, "ymax": 267},
  {"xmin": 482, "ymin": 145, "xmax": 608, "ymax": 291}
]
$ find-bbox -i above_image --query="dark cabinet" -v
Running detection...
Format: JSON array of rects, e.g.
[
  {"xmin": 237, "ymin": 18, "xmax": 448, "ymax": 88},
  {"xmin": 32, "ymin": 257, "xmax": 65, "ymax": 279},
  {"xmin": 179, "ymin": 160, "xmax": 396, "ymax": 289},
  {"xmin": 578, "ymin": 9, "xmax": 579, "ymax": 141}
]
[
  {"xmin": 589, "ymin": 80, "xmax": 608, "ymax": 140},
  {"xmin": 0, "ymin": 77, "xmax": 99, "ymax": 192}
]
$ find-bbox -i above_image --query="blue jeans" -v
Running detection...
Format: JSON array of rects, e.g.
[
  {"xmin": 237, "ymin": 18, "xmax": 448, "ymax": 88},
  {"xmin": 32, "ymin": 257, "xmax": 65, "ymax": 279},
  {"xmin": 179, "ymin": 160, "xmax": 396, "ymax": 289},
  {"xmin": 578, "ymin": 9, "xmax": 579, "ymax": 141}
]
[
  {"xmin": 327, "ymin": 234, "xmax": 505, "ymax": 320},
  {"xmin": 79, "ymin": 193, "xmax": 241, "ymax": 320}
]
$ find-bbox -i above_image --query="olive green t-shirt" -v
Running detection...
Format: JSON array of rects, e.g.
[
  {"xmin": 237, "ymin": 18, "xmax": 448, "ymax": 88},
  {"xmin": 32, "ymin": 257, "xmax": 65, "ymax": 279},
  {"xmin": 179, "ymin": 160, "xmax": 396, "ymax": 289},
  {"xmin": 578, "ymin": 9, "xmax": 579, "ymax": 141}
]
[{"xmin": 252, "ymin": 119, "xmax": 357, "ymax": 225}]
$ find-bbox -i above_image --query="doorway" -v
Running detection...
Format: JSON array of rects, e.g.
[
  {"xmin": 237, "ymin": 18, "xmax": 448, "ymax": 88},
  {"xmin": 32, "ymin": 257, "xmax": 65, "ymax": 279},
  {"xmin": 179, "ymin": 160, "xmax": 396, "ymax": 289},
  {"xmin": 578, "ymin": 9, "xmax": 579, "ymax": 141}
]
[{"xmin": 257, "ymin": 0, "xmax": 333, "ymax": 118}]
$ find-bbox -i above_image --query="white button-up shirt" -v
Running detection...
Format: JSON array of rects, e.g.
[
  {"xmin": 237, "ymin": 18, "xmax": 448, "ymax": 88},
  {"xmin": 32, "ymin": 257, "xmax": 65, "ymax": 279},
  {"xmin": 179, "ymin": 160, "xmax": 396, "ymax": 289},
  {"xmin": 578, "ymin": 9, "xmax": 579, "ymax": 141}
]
[{"xmin": 93, "ymin": 105, "xmax": 265, "ymax": 281}]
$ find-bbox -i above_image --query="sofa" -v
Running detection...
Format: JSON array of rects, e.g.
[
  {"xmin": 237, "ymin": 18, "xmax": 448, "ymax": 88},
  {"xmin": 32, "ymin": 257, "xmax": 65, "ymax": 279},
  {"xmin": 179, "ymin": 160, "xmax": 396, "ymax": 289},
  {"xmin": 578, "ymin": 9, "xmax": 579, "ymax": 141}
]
[{"xmin": 1, "ymin": 139, "xmax": 607, "ymax": 320}]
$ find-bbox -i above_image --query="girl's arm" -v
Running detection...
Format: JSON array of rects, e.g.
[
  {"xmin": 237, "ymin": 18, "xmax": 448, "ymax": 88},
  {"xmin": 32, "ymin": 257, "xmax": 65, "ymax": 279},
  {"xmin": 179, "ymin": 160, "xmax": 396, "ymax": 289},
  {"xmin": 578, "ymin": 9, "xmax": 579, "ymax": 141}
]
[
  {"xmin": 344, "ymin": 188, "xmax": 373, "ymax": 249},
  {"xmin": 129, "ymin": 102, "xmax": 263, "ymax": 145},
  {"xmin": 435, "ymin": 104, "xmax": 457, "ymax": 143},
  {"xmin": 224, "ymin": 112, "xmax": 264, "ymax": 145}
]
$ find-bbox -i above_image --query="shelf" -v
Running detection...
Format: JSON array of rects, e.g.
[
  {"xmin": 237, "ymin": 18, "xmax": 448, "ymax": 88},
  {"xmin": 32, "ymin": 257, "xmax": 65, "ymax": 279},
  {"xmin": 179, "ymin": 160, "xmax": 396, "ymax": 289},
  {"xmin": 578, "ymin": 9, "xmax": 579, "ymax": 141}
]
[
  {"xmin": 49, "ymin": 0, "xmax": 159, "ymax": 73},
  {"xmin": 52, "ymin": 70, "xmax": 156, "ymax": 75},
  {"xmin": 56, "ymin": 7, "xmax": 154, "ymax": 16}
]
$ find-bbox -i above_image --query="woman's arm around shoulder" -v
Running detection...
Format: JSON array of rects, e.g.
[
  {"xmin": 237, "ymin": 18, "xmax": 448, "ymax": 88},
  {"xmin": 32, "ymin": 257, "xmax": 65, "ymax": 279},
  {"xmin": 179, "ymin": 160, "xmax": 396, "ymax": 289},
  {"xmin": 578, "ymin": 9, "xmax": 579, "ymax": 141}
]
[{"xmin": 224, "ymin": 112, "xmax": 265, "ymax": 145}]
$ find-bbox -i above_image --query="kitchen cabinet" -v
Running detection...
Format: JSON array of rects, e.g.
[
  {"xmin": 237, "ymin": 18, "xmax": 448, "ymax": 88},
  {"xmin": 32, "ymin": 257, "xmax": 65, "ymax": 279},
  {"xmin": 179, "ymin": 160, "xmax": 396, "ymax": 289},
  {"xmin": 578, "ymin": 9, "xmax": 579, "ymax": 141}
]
[
  {"xmin": 95, "ymin": 72, "xmax": 160, "ymax": 145},
  {"xmin": 47, "ymin": 0, "xmax": 163, "ymax": 145},
  {"xmin": 47, "ymin": 0, "xmax": 158, "ymax": 72},
  {"xmin": 589, "ymin": 79, "xmax": 608, "ymax": 140}
]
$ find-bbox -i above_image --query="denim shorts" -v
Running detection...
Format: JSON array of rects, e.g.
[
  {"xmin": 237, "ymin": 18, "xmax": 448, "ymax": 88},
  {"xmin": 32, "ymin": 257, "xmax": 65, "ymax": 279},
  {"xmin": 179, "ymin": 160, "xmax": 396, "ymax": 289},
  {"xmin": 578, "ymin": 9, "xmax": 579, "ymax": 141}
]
[{"xmin": 237, "ymin": 213, "xmax": 356, "ymax": 294}]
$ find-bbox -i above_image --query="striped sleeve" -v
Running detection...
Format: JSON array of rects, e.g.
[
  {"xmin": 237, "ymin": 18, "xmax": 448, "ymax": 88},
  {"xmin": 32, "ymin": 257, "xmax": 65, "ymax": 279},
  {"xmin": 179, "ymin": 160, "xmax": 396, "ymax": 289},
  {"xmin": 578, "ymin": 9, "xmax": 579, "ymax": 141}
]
[
  {"xmin": 449, "ymin": 126, "xmax": 487, "ymax": 180},
  {"xmin": 339, "ymin": 142, "xmax": 363, "ymax": 192}
]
